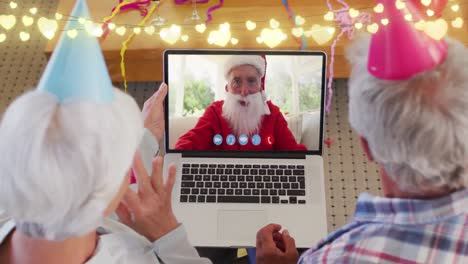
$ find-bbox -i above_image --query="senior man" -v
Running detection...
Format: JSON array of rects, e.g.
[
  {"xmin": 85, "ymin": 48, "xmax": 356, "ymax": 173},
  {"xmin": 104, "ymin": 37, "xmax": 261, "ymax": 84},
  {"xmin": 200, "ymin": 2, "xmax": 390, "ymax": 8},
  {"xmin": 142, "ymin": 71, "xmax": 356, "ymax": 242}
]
[
  {"xmin": 255, "ymin": 11, "xmax": 468, "ymax": 264},
  {"xmin": 175, "ymin": 55, "xmax": 306, "ymax": 151}
]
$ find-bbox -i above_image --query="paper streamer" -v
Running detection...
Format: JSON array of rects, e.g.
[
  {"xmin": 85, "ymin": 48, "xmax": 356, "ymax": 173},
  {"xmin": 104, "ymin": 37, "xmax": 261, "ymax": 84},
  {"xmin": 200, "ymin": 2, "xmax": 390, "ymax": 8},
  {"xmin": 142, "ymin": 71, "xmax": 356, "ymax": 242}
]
[
  {"xmin": 205, "ymin": 0, "xmax": 224, "ymax": 24},
  {"xmin": 281, "ymin": 0, "xmax": 306, "ymax": 50},
  {"xmin": 120, "ymin": 3, "xmax": 157, "ymax": 91},
  {"xmin": 174, "ymin": 0, "xmax": 209, "ymax": 4},
  {"xmin": 324, "ymin": 0, "xmax": 371, "ymax": 113},
  {"xmin": 101, "ymin": 0, "xmax": 151, "ymax": 39}
]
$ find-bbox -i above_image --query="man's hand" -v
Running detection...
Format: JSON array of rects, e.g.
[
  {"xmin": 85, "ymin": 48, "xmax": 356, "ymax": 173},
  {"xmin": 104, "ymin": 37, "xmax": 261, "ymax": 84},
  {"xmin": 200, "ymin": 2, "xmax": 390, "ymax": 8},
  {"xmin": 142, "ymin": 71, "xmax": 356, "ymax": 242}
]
[
  {"xmin": 143, "ymin": 83, "xmax": 167, "ymax": 142},
  {"xmin": 256, "ymin": 224, "xmax": 299, "ymax": 264},
  {"xmin": 116, "ymin": 152, "xmax": 179, "ymax": 242}
]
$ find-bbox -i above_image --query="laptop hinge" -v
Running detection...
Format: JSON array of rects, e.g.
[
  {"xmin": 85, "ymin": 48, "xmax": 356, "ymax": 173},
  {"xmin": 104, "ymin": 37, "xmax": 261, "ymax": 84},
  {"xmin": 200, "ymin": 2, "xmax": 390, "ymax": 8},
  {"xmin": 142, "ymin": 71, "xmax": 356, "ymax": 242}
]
[{"xmin": 181, "ymin": 152, "xmax": 307, "ymax": 159}]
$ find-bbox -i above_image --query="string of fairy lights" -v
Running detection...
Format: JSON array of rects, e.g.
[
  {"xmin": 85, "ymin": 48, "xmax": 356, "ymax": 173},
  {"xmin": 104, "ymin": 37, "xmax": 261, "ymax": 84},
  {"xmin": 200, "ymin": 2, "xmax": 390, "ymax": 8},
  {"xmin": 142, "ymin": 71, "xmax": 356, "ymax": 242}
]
[{"xmin": 0, "ymin": 0, "xmax": 465, "ymax": 47}]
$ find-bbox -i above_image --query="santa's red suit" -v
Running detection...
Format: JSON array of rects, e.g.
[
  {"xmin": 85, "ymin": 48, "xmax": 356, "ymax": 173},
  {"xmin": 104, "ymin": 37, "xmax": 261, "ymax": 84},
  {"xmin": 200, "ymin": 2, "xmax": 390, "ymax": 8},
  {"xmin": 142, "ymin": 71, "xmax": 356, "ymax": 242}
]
[{"xmin": 175, "ymin": 100, "xmax": 307, "ymax": 151}]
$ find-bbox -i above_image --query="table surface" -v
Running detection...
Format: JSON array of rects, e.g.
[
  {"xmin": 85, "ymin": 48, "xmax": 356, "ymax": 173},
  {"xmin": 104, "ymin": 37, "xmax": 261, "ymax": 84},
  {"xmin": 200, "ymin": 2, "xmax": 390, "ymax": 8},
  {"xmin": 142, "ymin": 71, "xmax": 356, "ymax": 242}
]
[{"xmin": 46, "ymin": 0, "xmax": 468, "ymax": 82}]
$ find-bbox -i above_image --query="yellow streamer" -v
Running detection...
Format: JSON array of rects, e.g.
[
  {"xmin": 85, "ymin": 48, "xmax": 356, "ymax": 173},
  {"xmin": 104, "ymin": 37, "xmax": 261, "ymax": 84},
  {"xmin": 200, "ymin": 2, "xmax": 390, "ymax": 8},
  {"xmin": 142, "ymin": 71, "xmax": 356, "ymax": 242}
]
[
  {"xmin": 102, "ymin": 0, "xmax": 131, "ymax": 25},
  {"xmin": 120, "ymin": 3, "xmax": 157, "ymax": 92}
]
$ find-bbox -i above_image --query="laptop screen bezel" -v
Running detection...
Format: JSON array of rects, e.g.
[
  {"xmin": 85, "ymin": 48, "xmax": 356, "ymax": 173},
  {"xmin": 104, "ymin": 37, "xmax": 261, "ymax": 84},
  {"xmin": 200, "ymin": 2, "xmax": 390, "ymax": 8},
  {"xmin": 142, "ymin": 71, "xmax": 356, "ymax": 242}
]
[{"xmin": 163, "ymin": 49, "xmax": 327, "ymax": 158}]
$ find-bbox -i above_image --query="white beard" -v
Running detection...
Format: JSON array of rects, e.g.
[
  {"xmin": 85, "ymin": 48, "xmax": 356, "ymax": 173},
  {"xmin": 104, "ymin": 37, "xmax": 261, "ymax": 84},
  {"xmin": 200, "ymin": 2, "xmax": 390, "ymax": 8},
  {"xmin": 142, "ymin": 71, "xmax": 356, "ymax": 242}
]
[{"xmin": 222, "ymin": 92, "xmax": 270, "ymax": 136}]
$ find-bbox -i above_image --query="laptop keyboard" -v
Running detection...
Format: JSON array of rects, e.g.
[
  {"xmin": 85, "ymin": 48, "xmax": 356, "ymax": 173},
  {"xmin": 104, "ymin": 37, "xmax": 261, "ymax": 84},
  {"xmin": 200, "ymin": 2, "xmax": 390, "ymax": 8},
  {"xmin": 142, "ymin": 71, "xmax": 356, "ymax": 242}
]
[{"xmin": 179, "ymin": 163, "xmax": 306, "ymax": 204}]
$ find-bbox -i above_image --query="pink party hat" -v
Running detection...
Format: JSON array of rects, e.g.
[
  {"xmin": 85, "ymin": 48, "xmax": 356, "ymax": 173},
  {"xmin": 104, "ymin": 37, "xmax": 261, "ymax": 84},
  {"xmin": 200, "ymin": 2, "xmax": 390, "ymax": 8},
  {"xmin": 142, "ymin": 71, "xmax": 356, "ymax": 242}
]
[
  {"xmin": 407, "ymin": 0, "xmax": 448, "ymax": 19},
  {"xmin": 367, "ymin": 0, "xmax": 448, "ymax": 80}
]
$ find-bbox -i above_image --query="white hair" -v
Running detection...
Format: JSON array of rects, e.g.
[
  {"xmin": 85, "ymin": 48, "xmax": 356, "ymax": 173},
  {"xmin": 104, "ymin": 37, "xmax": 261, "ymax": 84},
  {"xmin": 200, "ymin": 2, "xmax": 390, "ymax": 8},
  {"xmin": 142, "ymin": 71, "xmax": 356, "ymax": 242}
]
[
  {"xmin": 347, "ymin": 35, "xmax": 468, "ymax": 194},
  {"xmin": 0, "ymin": 88, "xmax": 143, "ymax": 240},
  {"xmin": 222, "ymin": 92, "xmax": 269, "ymax": 136}
]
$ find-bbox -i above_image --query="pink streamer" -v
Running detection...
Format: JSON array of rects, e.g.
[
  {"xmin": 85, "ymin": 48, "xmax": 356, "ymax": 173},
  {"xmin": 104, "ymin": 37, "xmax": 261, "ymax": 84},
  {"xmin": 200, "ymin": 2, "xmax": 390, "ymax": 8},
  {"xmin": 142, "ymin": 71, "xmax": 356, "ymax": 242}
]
[{"xmin": 324, "ymin": 0, "xmax": 371, "ymax": 113}]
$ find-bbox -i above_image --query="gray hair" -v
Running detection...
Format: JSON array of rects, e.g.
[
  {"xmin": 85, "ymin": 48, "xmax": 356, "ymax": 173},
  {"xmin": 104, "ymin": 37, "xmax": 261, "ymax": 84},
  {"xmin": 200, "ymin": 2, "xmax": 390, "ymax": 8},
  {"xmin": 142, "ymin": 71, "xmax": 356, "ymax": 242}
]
[
  {"xmin": 0, "ymin": 88, "xmax": 143, "ymax": 240},
  {"xmin": 347, "ymin": 35, "xmax": 468, "ymax": 194}
]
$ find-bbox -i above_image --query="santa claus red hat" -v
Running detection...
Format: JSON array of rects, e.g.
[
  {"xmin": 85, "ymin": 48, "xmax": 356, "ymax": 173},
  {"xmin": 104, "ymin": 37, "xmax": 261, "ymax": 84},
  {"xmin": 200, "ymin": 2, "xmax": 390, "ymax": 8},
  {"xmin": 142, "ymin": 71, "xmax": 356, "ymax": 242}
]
[{"xmin": 224, "ymin": 55, "xmax": 266, "ymax": 80}]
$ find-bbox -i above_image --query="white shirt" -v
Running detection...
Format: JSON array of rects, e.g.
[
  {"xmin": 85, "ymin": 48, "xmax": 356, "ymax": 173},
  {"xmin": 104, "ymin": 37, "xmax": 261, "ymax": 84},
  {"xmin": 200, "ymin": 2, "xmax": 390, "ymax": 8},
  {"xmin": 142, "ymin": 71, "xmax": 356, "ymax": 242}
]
[{"xmin": 0, "ymin": 218, "xmax": 212, "ymax": 264}]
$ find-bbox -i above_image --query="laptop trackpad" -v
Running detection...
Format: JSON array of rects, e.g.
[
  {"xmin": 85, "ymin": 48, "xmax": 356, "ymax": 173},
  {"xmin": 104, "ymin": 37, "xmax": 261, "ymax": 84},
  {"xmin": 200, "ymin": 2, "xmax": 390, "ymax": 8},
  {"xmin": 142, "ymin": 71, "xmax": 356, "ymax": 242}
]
[{"xmin": 217, "ymin": 210, "xmax": 267, "ymax": 242}]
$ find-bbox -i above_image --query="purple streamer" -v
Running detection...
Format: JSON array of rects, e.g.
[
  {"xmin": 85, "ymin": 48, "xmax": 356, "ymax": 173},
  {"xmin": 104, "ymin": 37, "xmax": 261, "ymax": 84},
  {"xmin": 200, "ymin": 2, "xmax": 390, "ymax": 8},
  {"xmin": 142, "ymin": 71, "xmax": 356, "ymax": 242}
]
[
  {"xmin": 324, "ymin": 0, "xmax": 371, "ymax": 113},
  {"xmin": 174, "ymin": 0, "xmax": 209, "ymax": 4},
  {"xmin": 204, "ymin": 0, "xmax": 224, "ymax": 24}
]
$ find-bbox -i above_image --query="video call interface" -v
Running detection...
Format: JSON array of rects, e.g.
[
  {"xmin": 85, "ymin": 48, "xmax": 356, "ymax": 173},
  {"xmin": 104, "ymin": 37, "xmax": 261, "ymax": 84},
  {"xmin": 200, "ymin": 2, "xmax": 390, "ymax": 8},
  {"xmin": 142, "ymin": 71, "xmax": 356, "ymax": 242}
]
[{"xmin": 166, "ymin": 53, "xmax": 324, "ymax": 152}]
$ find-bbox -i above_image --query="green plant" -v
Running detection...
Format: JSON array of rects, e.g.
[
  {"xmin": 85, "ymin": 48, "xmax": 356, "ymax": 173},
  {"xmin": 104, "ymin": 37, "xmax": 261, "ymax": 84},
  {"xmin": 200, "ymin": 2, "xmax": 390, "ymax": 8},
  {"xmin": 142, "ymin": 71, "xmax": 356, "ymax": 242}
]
[{"xmin": 183, "ymin": 79, "xmax": 215, "ymax": 116}]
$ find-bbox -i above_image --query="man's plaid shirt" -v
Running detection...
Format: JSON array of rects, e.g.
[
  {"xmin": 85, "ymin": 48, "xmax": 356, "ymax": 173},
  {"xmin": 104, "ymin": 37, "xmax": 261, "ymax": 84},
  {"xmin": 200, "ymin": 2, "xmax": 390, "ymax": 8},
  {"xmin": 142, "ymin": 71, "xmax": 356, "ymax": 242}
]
[{"xmin": 300, "ymin": 189, "xmax": 468, "ymax": 263}]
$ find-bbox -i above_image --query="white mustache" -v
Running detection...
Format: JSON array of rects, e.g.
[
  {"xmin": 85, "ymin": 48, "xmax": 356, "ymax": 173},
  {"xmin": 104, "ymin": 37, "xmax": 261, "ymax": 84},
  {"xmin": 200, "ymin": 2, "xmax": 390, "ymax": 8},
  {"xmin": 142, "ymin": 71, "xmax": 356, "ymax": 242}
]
[{"xmin": 222, "ymin": 92, "xmax": 268, "ymax": 135}]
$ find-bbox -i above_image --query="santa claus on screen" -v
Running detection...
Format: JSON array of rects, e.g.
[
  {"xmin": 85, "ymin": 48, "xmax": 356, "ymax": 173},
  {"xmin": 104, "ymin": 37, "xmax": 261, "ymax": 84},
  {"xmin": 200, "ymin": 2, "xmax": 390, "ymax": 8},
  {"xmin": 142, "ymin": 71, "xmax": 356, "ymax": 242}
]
[{"xmin": 175, "ymin": 55, "xmax": 307, "ymax": 151}]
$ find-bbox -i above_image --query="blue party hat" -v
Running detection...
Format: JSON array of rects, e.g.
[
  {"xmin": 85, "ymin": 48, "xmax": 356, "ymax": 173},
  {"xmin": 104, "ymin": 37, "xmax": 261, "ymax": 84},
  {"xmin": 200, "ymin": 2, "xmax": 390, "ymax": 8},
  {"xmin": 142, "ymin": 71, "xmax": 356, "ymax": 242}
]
[{"xmin": 37, "ymin": 0, "xmax": 114, "ymax": 103}]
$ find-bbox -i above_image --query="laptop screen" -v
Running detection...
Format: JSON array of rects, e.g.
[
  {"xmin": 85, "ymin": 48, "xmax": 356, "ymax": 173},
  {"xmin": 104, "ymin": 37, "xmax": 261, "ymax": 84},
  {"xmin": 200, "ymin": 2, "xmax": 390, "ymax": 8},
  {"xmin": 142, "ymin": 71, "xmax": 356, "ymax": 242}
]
[{"xmin": 164, "ymin": 50, "xmax": 326, "ymax": 156}]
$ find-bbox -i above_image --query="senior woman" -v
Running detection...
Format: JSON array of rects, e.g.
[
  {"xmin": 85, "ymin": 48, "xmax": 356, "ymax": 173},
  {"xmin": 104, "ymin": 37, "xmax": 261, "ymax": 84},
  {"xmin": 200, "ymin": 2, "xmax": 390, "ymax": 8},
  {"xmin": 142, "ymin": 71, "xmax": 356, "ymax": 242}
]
[{"xmin": 0, "ymin": 1, "xmax": 210, "ymax": 263}]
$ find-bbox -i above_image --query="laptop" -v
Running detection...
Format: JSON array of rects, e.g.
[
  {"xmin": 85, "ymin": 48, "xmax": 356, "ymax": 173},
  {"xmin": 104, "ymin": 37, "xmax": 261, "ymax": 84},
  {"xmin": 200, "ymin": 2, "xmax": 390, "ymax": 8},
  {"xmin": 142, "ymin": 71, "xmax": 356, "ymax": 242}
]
[{"xmin": 162, "ymin": 50, "xmax": 328, "ymax": 248}]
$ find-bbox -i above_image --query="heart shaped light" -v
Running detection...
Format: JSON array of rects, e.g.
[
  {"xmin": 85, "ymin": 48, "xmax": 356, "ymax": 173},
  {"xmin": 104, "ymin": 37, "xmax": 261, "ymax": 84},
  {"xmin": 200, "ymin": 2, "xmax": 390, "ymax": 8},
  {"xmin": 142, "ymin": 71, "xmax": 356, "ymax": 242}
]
[
  {"xmin": 160, "ymin": 24, "xmax": 181, "ymax": 45},
  {"xmin": 181, "ymin": 34, "xmax": 189, "ymax": 42},
  {"xmin": 348, "ymin": 8, "xmax": 360, "ymax": 18},
  {"xmin": 92, "ymin": 27, "xmax": 103, "ymax": 37},
  {"xmin": 269, "ymin": 19, "xmax": 280, "ymax": 29},
  {"xmin": 308, "ymin": 25, "xmax": 335, "ymax": 45},
  {"xmin": 374, "ymin": 3, "xmax": 384, "ymax": 13},
  {"xmin": 38, "ymin": 17, "xmax": 58, "ymax": 40},
  {"xmin": 405, "ymin": 14, "xmax": 413, "ymax": 21},
  {"xmin": 230, "ymin": 38, "xmax": 238, "ymax": 45},
  {"xmin": 354, "ymin": 22, "xmax": 363, "ymax": 29},
  {"xmin": 22, "ymin": 16, "xmax": 34, "ymax": 27},
  {"xmin": 291, "ymin": 27, "xmax": 304, "ymax": 37},
  {"xmin": 245, "ymin": 20, "xmax": 256, "ymax": 31},
  {"xmin": 67, "ymin": 29, "xmax": 78, "ymax": 39},
  {"xmin": 451, "ymin": 17, "xmax": 463, "ymax": 28},
  {"xmin": 19, "ymin": 32, "xmax": 30, "ymax": 41},
  {"xmin": 0, "ymin": 34, "xmax": 6, "ymax": 43},
  {"xmin": 426, "ymin": 9, "xmax": 435, "ymax": 17},
  {"xmin": 195, "ymin": 23, "xmax": 206, "ymax": 33},
  {"xmin": 144, "ymin": 25, "xmax": 155, "ymax": 35},
  {"xmin": 9, "ymin": 1, "xmax": 17, "ymax": 9},
  {"xmin": 207, "ymin": 23, "xmax": 231, "ymax": 47},
  {"xmin": 381, "ymin": 18, "xmax": 389, "ymax": 26},
  {"xmin": 324, "ymin": 11, "xmax": 334, "ymax": 21},
  {"xmin": 295, "ymin": 16, "xmax": 305, "ymax": 26},
  {"xmin": 367, "ymin": 23, "xmax": 379, "ymax": 34},
  {"xmin": 55, "ymin": 13, "xmax": 63, "ymax": 20},
  {"xmin": 260, "ymin": 28, "xmax": 285, "ymax": 48},
  {"xmin": 133, "ymin": 27, "xmax": 142, "ymax": 35},
  {"xmin": 256, "ymin": 36, "xmax": 263, "ymax": 43},
  {"xmin": 83, "ymin": 20, "xmax": 103, "ymax": 37},
  {"xmin": 108, "ymin": 23, "xmax": 116, "ymax": 30},
  {"xmin": 421, "ymin": 0, "xmax": 432, "ymax": 7},
  {"xmin": 395, "ymin": 0, "xmax": 405, "ymax": 9},
  {"xmin": 451, "ymin": 4, "xmax": 460, "ymax": 12},
  {"xmin": 29, "ymin": 7, "xmax": 38, "ymax": 15},
  {"xmin": 0, "ymin": 15, "xmax": 17, "ymax": 30},
  {"xmin": 115, "ymin": 26, "xmax": 126, "ymax": 36},
  {"xmin": 424, "ymin": 18, "xmax": 447, "ymax": 40}
]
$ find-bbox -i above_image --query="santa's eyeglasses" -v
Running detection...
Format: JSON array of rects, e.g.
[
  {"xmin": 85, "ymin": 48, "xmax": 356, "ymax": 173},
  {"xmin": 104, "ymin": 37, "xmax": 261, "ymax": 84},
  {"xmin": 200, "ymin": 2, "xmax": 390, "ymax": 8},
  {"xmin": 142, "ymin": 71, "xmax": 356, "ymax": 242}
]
[{"xmin": 229, "ymin": 78, "xmax": 261, "ymax": 94}]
